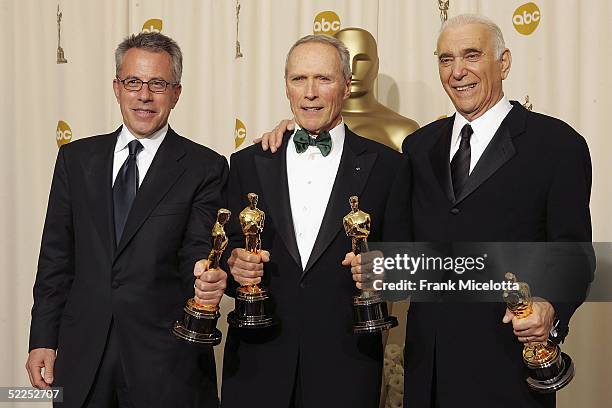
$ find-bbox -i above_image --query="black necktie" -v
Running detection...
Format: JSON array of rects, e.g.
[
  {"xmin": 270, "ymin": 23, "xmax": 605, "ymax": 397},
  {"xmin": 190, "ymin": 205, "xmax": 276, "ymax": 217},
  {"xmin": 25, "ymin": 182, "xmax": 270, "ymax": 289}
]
[
  {"xmin": 451, "ymin": 124, "xmax": 473, "ymax": 198},
  {"xmin": 113, "ymin": 140, "xmax": 143, "ymax": 244}
]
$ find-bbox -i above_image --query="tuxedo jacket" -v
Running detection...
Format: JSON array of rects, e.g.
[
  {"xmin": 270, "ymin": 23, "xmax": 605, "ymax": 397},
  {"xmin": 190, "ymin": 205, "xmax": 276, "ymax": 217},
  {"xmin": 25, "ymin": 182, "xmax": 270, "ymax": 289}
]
[
  {"xmin": 29, "ymin": 126, "xmax": 228, "ymax": 408},
  {"xmin": 400, "ymin": 101, "xmax": 593, "ymax": 408},
  {"xmin": 220, "ymin": 127, "xmax": 411, "ymax": 408}
]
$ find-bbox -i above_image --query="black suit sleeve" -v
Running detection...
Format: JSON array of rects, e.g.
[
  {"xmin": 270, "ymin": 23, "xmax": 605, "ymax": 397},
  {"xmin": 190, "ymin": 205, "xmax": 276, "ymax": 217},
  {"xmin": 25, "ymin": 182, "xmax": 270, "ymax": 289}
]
[
  {"xmin": 378, "ymin": 155, "xmax": 413, "ymax": 301},
  {"xmin": 546, "ymin": 130, "xmax": 592, "ymax": 242},
  {"xmin": 29, "ymin": 146, "xmax": 75, "ymax": 351},
  {"xmin": 382, "ymin": 155, "xmax": 412, "ymax": 242},
  {"xmin": 542, "ymin": 131, "xmax": 594, "ymax": 341},
  {"xmin": 178, "ymin": 154, "xmax": 229, "ymax": 292}
]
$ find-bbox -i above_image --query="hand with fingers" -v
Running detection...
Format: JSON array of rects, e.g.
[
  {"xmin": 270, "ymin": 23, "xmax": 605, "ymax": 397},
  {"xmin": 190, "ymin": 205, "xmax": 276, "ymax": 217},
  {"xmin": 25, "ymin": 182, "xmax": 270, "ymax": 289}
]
[
  {"xmin": 193, "ymin": 259, "xmax": 228, "ymax": 307},
  {"xmin": 341, "ymin": 250, "xmax": 383, "ymax": 291},
  {"xmin": 253, "ymin": 119, "xmax": 295, "ymax": 153},
  {"xmin": 227, "ymin": 248, "xmax": 270, "ymax": 287},
  {"xmin": 502, "ymin": 297, "xmax": 555, "ymax": 344},
  {"xmin": 26, "ymin": 348, "xmax": 56, "ymax": 389}
]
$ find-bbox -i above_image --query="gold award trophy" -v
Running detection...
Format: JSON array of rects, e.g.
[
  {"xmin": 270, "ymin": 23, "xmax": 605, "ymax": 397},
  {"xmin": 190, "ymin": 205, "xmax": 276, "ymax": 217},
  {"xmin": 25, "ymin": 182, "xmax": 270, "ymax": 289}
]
[
  {"xmin": 334, "ymin": 28, "xmax": 419, "ymax": 151},
  {"xmin": 503, "ymin": 273, "xmax": 574, "ymax": 392},
  {"xmin": 56, "ymin": 5, "xmax": 67, "ymax": 64},
  {"xmin": 173, "ymin": 208, "xmax": 231, "ymax": 345},
  {"xmin": 343, "ymin": 196, "xmax": 398, "ymax": 334},
  {"xmin": 227, "ymin": 193, "xmax": 277, "ymax": 328}
]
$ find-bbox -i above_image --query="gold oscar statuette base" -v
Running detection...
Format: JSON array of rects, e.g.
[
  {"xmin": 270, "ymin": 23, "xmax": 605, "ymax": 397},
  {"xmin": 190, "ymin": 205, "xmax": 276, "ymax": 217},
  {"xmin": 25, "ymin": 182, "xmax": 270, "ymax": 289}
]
[
  {"xmin": 523, "ymin": 341, "xmax": 574, "ymax": 393},
  {"xmin": 352, "ymin": 290, "xmax": 398, "ymax": 334},
  {"xmin": 173, "ymin": 298, "xmax": 222, "ymax": 345},
  {"xmin": 228, "ymin": 284, "xmax": 277, "ymax": 328}
]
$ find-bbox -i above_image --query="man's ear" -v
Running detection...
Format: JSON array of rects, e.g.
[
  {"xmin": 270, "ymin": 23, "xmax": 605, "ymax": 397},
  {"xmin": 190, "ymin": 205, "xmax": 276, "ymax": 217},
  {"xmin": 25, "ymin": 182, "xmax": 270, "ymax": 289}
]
[
  {"xmin": 171, "ymin": 84, "xmax": 182, "ymax": 108},
  {"xmin": 112, "ymin": 79, "xmax": 121, "ymax": 103},
  {"xmin": 500, "ymin": 48, "xmax": 512, "ymax": 80},
  {"xmin": 343, "ymin": 78, "xmax": 351, "ymax": 100}
]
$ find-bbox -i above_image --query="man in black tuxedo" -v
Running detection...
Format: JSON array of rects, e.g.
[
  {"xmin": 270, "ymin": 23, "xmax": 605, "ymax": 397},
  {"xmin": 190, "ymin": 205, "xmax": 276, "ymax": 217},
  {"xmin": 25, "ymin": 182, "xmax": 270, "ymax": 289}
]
[
  {"xmin": 26, "ymin": 32, "xmax": 228, "ymax": 408},
  {"xmin": 219, "ymin": 35, "xmax": 409, "ymax": 408},
  {"xmin": 259, "ymin": 14, "xmax": 592, "ymax": 408},
  {"xmin": 399, "ymin": 14, "xmax": 592, "ymax": 407}
]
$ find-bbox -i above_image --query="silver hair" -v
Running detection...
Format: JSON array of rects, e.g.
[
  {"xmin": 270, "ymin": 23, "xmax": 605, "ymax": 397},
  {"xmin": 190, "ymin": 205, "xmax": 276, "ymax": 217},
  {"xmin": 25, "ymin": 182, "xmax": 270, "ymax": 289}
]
[
  {"xmin": 115, "ymin": 32, "xmax": 183, "ymax": 83},
  {"xmin": 284, "ymin": 35, "xmax": 352, "ymax": 81},
  {"xmin": 440, "ymin": 14, "xmax": 507, "ymax": 60}
]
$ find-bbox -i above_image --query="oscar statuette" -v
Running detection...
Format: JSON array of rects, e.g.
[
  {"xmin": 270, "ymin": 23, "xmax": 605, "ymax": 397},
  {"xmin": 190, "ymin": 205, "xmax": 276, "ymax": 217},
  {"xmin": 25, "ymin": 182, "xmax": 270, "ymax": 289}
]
[
  {"xmin": 503, "ymin": 272, "xmax": 575, "ymax": 392},
  {"xmin": 344, "ymin": 196, "xmax": 398, "ymax": 334},
  {"xmin": 56, "ymin": 5, "xmax": 67, "ymax": 64},
  {"xmin": 227, "ymin": 193, "xmax": 277, "ymax": 328},
  {"xmin": 172, "ymin": 208, "xmax": 231, "ymax": 345}
]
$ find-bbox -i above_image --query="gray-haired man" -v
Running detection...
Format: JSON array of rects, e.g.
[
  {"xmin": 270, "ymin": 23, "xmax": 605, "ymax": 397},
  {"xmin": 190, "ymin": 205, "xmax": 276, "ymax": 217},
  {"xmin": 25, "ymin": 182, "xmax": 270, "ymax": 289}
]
[{"xmin": 27, "ymin": 32, "xmax": 228, "ymax": 408}]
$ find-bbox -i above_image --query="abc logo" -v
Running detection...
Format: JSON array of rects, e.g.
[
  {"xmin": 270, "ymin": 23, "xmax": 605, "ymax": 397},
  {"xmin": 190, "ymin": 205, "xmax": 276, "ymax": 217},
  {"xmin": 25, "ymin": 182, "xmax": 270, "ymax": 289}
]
[
  {"xmin": 142, "ymin": 18, "xmax": 163, "ymax": 33},
  {"xmin": 56, "ymin": 120, "xmax": 72, "ymax": 147},
  {"xmin": 313, "ymin": 11, "xmax": 341, "ymax": 36},
  {"xmin": 513, "ymin": 2, "xmax": 541, "ymax": 35},
  {"xmin": 235, "ymin": 118, "xmax": 246, "ymax": 149}
]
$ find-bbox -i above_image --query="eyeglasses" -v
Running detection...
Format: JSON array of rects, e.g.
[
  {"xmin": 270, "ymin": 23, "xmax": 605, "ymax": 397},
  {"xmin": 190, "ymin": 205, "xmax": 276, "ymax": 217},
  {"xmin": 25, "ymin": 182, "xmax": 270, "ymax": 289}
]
[
  {"xmin": 115, "ymin": 77, "xmax": 178, "ymax": 93},
  {"xmin": 434, "ymin": 50, "xmax": 487, "ymax": 67}
]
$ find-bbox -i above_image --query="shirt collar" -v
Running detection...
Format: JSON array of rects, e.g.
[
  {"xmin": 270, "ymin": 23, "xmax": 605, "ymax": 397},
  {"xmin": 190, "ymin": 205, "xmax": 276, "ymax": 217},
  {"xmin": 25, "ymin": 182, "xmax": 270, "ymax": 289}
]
[
  {"xmin": 291, "ymin": 120, "xmax": 345, "ymax": 158},
  {"xmin": 452, "ymin": 96, "xmax": 513, "ymax": 146},
  {"xmin": 115, "ymin": 123, "xmax": 168, "ymax": 153}
]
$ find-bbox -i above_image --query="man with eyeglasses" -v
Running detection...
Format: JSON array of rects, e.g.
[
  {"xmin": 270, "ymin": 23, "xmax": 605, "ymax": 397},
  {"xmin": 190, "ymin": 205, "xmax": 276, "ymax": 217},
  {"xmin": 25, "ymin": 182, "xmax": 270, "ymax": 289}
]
[
  {"xmin": 26, "ymin": 32, "xmax": 227, "ymax": 408},
  {"xmin": 259, "ymin": 14, "xmax": 592, "ymax": 408}
]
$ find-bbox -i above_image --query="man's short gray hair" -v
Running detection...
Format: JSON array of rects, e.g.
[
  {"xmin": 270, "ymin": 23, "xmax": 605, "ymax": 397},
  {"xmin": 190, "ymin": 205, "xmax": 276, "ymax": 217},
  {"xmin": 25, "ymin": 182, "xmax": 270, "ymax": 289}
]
[
  {"xmin": 115, "ymin": 32, "xmax": 183, "ymax": 83},
  {"xmin": 284, "ymin": 35, "xmax": 352, "ymax": 81},
  {"xmin": 440, "ymin": 14, "xmax": 507, "ymax": 60}
]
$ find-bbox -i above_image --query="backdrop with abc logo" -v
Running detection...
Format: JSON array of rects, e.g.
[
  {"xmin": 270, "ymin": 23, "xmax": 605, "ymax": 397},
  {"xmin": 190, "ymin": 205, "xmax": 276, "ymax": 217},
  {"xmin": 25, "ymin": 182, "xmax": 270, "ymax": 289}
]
[{"xmin": 1, "ymin": 1, "xmax": 611, "ymax": 407}]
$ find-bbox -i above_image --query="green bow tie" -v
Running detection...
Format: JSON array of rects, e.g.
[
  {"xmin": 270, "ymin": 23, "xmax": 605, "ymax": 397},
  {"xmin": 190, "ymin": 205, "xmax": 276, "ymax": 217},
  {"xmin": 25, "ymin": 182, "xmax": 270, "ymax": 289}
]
[{"xmin": 293, "ymin": 129, "xmax": 332, "ymax": 157}]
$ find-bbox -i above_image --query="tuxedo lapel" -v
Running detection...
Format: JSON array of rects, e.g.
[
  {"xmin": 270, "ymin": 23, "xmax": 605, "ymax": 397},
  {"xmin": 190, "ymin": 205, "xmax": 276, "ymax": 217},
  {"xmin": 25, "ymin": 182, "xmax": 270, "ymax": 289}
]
[
  {"xmin": 83, "ymin": 129, "xmax": 118, "ymax": 259},
  {"xmin": 302, "ymin": 128, "xmax": 376, "ymax": 277},
  {"xmin": 254, "ymin": 131, "xmax": 302, "ymax": 269},
  {"xmin": 428, "ymin": 117, "xmax": 455, "ymax": 203},
  {"xmin": 455, "ymin": 103, "xmax": 524, "ymax": 205},
  {"xmin": 113, "ymin": 128, "xmax": 187, "ymax": 262},
  {"xmin": 455, "ymin": 124, "xmax": 516, "ymax": 204}
]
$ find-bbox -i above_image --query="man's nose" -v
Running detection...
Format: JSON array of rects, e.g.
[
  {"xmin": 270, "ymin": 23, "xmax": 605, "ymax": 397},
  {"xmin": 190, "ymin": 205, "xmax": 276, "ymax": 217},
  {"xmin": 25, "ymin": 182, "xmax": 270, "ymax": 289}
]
[
  {"xmin": 451, "ymin": 58, "xmax": 468, "ymax": 79},
  {"xmin": 304, "ymin": 79, "xmax": 317, "ymax": 100},
  {"xmin": 137, "ymin": 83, "xmax": 154, "ymax": 102}
]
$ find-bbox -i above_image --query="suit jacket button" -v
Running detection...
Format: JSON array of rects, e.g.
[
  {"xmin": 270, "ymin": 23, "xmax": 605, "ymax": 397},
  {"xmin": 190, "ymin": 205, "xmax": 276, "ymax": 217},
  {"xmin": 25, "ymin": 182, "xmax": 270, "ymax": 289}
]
[
  {"xmin": 450, "ymin": 208, "xmax": 460, "ymax": 215},
  {"xmin": 111, "ymin": 281, "xmax": 120, "ymax": 289},
  {"xmin": 299, "ymin": 282, "xmax": 306, "ymax": 289}
]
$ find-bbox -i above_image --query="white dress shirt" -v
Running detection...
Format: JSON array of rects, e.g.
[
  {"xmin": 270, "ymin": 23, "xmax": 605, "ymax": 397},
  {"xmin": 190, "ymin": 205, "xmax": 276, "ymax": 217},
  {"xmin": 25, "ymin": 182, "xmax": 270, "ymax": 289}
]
[
  {"xmin": 450, "ymin": 96, "xmax": 513, "ymax": 174},
  {"xmin": 112, "ymin": 124, "xmax": 167, "ymax": 187},
  {"xmin": 286, "ymin": 122, "xmax": 345, "ymax": 270}
]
